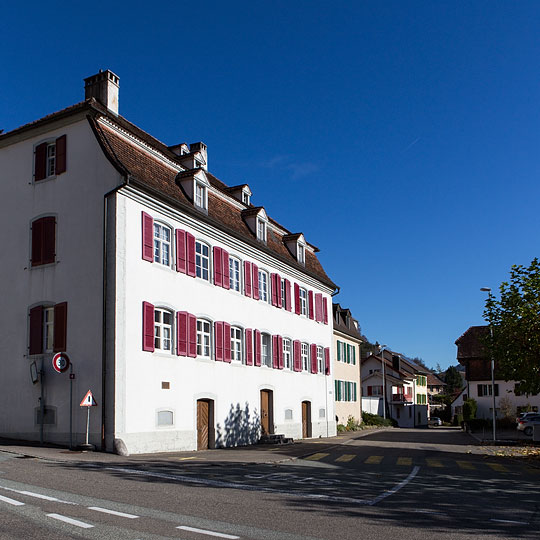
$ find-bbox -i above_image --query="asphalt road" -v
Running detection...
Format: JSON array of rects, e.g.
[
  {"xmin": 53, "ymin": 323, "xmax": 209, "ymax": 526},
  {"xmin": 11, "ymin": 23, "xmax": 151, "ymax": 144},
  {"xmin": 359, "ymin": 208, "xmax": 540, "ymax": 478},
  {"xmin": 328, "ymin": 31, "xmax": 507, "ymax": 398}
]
[{"xmin": 0, "ymin": 428, "xmax": 538, "ymax": 539}]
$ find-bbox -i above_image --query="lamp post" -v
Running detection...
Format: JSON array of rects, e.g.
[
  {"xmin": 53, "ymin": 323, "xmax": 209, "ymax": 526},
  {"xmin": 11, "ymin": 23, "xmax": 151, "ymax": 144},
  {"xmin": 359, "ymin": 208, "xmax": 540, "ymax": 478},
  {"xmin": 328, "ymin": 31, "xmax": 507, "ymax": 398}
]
[
  {"xmin": 480, "ymin": 287, "xmax": 497, "ymax": 442},
  {"xmin": 379, "ymin": 344, "xmax": 387, "ymax": 419}
]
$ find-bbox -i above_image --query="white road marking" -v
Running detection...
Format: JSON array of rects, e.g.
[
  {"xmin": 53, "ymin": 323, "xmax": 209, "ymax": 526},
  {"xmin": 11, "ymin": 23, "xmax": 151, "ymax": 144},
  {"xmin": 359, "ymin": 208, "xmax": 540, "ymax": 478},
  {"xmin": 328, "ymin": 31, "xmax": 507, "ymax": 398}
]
[
  {"xmin": 0, "ymin": 486, "xmax": 77, "ymax": 505},
  {"xmin": 88, "ymin": 506, "xmax": 139, "ymax": 519},
  {"xmin": 369, "ymin": 466, "xmax": 420, "ymax": 506},
  {"xmin": 177, "ymin": 525, "xmax": 240, "ymax": 539},
  {"xmin": 0, "ymin": 494, "xmax": 24, "ymax": 506},
  {"xmin": 47, "ymin": 513, "xmax": 94, "ymax": 529},
  {"xmin": 490, "ymin": 519, "xmax": 528, "ymax": 525}
]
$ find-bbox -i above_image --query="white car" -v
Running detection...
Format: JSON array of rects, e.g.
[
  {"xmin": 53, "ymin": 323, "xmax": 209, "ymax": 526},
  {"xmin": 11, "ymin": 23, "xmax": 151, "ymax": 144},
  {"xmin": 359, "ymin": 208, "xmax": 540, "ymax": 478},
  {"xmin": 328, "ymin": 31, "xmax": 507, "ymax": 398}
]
[
  {"xmin": 429, "ymin": 417, "xmax": 442, "ymax": 426},
  {"xmin": 517, "ymin": 414, "xmax": 540, "ymax": 436}
]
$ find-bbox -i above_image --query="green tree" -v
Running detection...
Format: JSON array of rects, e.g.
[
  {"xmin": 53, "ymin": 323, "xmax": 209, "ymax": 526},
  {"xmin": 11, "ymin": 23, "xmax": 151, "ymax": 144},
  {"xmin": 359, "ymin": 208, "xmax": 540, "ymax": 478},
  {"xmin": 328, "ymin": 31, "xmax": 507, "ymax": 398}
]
[
  {"xmin": 444, "ymin": 366, "xmax": 463, "ymax": 393},
  {"xmin": 484, "ymin": 258, "xmax": 540, "ymax": 395},
  {"xmin": 463, "ymin": 398, "xmax": 477, "ymax": 421}
]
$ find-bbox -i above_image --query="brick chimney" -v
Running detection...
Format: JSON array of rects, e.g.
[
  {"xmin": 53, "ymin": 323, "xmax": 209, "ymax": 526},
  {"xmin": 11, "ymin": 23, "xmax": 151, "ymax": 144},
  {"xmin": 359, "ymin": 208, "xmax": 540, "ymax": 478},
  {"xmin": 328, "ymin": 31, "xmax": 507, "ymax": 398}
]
[{"xmin": 84, "ymin": 70, "xmax": 120, "ymax": 115}]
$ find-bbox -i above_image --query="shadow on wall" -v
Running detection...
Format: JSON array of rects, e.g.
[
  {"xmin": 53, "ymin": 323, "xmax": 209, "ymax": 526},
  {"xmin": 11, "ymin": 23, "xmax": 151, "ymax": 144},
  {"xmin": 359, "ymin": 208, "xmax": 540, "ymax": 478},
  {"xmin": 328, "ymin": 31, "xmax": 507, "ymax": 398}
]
[{"xmin": 216, "ymin": 402, "xmax": 260, "ymax": 448}]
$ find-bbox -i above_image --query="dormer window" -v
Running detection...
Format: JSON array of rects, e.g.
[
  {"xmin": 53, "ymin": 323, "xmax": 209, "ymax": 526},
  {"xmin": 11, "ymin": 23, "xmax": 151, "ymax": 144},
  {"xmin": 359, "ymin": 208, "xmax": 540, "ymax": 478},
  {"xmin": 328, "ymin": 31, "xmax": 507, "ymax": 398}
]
[
  {"xmin": 195, "ymin": 182, "xmax": 207, "ymax": 210},
  {"xmin": 257, "ymin": 219, "xmax": 267, "ymax": 242},
  {"xmin": 242, "ymin": 191, "xmax": 250, "ymax": 205},
  {"xmin": 297, "ymin": 243, "xmax": 305, "ymax": 265}
]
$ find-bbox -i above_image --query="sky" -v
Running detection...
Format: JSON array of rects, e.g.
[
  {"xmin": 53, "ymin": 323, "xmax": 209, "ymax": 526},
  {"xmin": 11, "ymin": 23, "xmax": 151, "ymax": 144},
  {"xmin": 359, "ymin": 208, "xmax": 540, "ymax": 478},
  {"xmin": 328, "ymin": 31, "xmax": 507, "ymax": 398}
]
[{"xmin": 3, "ymin": 1, "xmax": 540, "ymax": 370}]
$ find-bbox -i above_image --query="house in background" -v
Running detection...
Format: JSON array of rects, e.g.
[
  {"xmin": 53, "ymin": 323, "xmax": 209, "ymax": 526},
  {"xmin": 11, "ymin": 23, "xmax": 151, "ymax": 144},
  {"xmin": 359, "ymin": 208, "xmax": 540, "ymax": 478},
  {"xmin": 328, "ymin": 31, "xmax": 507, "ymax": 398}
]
[
  {"xmin": 455, "ymin": 326, "xmax": 540, "ymax": 419},
  {"xmin": 332, "ymin": 304, "xmax": 363, "ymax": 426},
  {"xmin": 0, "ymin": 70, "xmax": 337, "ymax": 454}
]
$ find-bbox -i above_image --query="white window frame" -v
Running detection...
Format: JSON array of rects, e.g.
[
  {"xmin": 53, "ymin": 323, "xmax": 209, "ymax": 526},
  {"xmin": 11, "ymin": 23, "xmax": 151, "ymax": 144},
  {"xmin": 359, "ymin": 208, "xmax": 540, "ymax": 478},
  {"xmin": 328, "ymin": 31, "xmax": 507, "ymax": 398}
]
[
  {"xmin": 153, "ymin": 222, "xmax": 172, "ymax": 267},
  {"xmin": 280, "ymin": 278, "xmax": 286, "ymax": 309},
  {"xmin": 301, "ymin": 342, "xmax": 309, "ymax": 371},
  {"xmin": 261, "ymin": 333, "xmax": 272, "ymax": 367},
  {"xmin": 194, "ymin": 181, "xmax": 207, "ymax": 210},
  {"xmin": 256, "ymin": 218, "xmax": 267, "ymax": 243},
  {"xmin": 43, "ymin": 306, "xmax": 54, "ymax": 353},
  {"xmin": 231, "ymin": 326, "xmax": 243, "ymax": 363},
  {"xmin": 196, "ymin": 319, "xmax": 212, "ymax": 358},
  {"xmin": 258, "ymin": 269, "xmax": 269, "ymax": 303},
  {"xmin": 299, "ymin": 288, "xmax": 308, "ymax": 316},
  {"xmin": 242, "ymin": 191, "xmax": 250, "ymax": 205},
  {"xmin": 317, "ymin": 346, "xmax": 324, "ymax": 373},
  {"xmin": 283, "ymin": 338, "xmax": 292, "ymax": 370},
  {"xmin": 46, "ymin": 142, "xmax": 56, "ymax": 178},
  {"xmin": 195, "ymin": 240, "xmax": 210, "ymax": 281},
  {"xmin": 297, "ymin": 243, "xmax": 305, "ymax": 265},
  {"xmin": 229, "ymin": 256, "xmax": 241, "ymax": 292},
  {"xmin": 154, "ymin": 308, "xmax": 173, "ymax": 353}
]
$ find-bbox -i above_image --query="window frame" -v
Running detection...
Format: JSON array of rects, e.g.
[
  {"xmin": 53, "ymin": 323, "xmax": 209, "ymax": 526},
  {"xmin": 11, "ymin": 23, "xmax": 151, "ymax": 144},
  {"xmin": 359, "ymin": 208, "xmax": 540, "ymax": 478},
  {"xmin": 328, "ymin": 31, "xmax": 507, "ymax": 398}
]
[
  {"xmin": 297, "ymin": 242, "xmax": 305, "ymax": 265},
  {"xmin": 231, "ymin": 326, "xmax": 244, "ymax": 363},
  {"xmin": 301, "ymin": 342, "xmax": 309, "ymax": 371},
  {"xmin": 154, "ymin": 307, "xmax": 174, "ymax": 353},
  {"xmin": 317, "ymin": 346, "xmax": 324, "ymax": 373},
  {"xmin": 283, "ymin": 338, "xmax": 292, "ymax": 370},
  {"xmin": 196, "ymin": 318, "xmax": 212, "ymax": 358},
  {"xmin": 153, "ymin": 221, "xmax": 172, "ymax": 267},
  {"xmin": 258, "ymin": 269, "xmax": 269, "ymax": 303},
  {"xmin": 194, "ymin": 181, "xmax": 208, "ymax": 211},
  {"xmin": 46, "ymin": 142, "xmax": 56, "ymax": 178},
  {"xmin": 256, "ymin": 218, "xmax": 267, "ymax": 243},
  {"xmin": 229, "ymin": 256, "xmax": 241, "ymax": 292},
  {"xmin": 43, "ymin": 306, "xmax": 54, "ymax": 353},
  {"xmin": 261, "ymin": 332, "xmax": 272, "ymax": 367},
  {"xmin": 195, "ymin": 240, "xmax": 210, "ymax": 281},
  {"xmin": 299, "ymin": 288, "xmax": 308, "ymax": 316}
]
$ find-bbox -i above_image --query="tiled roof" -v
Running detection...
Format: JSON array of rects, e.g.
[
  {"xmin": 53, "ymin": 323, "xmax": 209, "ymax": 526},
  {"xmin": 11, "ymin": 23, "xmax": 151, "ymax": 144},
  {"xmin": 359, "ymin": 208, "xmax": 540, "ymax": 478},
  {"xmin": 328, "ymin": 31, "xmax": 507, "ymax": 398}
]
[
  {"xmin": 427, "ymin": 373, "xmax": 446, "ymax": 386},
  {"xmin": 333, "ymin": 303, "xmax": 362, "ymax": 341}
]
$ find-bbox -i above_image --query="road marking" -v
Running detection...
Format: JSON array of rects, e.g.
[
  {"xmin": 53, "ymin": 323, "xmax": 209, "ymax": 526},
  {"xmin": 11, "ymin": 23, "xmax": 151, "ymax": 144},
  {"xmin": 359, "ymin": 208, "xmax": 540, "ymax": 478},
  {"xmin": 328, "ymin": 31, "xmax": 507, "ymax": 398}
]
[
  {"xmin": 178, "ymin": 456, "xmax": 198, "ymax": 461},
  {"xmin": 47, "ymin": 514, "xmax": 94, "ymax": 529},
  {"xmin": 369, "ymin": 466, "xmax": 421, "ymax": 506},
  {"xmin": 177, "ymin": 525, "xmax": 240, "ymax": 538},
  {"xmin": 456, "ymin": 460, "xmax": 475, "ymax": 470},
  {"xmin": 88, "ymin": 506, "xmax": 139, "ymax": 519},
  {"xmin": 0, "ymin": 486, "xmax": 77, "ymax": 505},
  {"xmin": 335, "ymin": 454, "xmax": 356, "ymax": 463},
  {"xmin": 304, "ymin": 453, "xmax": 329, "ymax": 461},
  {"xmin": 490, "ymin": 519, "xmax": 528, "ymax": 525},
  {"xmin": 426, "ymin": 459, "xmax": 444, "ymax": 468},
  {"xmin": 0, "ymin": 494, "xmax": 24, "ymax": 506},
  {"xmin": 397, "ymin": 457, "xmax": 412, "ymax": 466},
  {"xmin": 486, "ymin": 463, "xmax": 508, "ymax": 472},
  {"xmin": 365, "ymin": 455, "xmax": 383, "ymax": 464}
]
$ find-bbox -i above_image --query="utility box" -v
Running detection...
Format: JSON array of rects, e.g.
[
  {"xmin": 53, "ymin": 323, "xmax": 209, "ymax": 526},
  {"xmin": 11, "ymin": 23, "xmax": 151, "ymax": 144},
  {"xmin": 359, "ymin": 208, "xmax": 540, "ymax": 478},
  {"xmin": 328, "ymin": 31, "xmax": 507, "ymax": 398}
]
[{"xmin": 533, "ymin": 424, "xmax": 540, "ymax": 442}]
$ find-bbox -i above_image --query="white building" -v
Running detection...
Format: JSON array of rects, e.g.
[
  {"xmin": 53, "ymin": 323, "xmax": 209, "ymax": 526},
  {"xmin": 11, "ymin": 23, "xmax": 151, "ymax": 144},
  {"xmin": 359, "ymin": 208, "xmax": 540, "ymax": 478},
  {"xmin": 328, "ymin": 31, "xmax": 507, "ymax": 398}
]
[{"xmin": 0, "ymin": 70, "xmax": 337, "ymax": 454}]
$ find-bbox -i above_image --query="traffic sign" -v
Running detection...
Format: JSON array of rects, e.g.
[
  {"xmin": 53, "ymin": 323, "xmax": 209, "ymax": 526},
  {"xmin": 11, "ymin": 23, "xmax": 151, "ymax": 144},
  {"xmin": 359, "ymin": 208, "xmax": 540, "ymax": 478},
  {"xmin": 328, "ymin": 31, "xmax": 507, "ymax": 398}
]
[
  {"xmin": 80, "ymin": 390, "xmax": 97, "ymax": 407},
  {"xmin": 52, "ymin": 352, "xmax": 70, "ymax": 373}
]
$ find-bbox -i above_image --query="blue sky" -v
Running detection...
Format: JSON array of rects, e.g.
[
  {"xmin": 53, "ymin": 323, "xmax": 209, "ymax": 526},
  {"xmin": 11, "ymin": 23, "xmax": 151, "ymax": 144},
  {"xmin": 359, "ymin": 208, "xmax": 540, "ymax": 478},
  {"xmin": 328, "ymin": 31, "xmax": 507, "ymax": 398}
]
[{"xmin": 3, "ymin": 1, "xmax": 540, "ymax": 369}]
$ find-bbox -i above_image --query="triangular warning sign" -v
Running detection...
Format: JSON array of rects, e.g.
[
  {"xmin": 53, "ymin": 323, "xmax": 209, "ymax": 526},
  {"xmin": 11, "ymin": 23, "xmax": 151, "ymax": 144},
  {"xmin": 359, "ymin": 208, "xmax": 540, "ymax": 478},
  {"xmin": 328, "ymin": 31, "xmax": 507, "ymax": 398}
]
[{"xmin": 80, "ymin": 390, "xmax": 97, "ymax": 407}]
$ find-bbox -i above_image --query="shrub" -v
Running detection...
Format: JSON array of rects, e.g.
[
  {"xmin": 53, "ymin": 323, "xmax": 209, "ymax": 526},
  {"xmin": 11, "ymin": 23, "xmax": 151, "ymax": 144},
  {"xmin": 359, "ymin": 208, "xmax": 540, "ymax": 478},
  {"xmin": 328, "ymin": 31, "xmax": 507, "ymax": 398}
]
[
  {"xmin": 361, "ymin": 411, "xmax": 394, "ymax": 427},
  {"xmin": 337, "ymin": 424, "xmax": 347, "ymax": 433},
  {"xmin": 463, "ymin": 399, "xmax": 478, "ymax": 421},
  {"xmin": 346, "ymin": 416, "xmax": 361, "ymax": 431}
]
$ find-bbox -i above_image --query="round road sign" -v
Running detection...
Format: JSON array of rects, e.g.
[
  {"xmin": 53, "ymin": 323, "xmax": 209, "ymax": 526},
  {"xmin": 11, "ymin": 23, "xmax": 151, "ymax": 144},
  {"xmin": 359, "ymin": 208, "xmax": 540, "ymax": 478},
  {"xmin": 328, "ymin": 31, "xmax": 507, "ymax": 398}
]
[{"xmin": 52, "ymin": 352, "xmax": 70, "ymax": 373}]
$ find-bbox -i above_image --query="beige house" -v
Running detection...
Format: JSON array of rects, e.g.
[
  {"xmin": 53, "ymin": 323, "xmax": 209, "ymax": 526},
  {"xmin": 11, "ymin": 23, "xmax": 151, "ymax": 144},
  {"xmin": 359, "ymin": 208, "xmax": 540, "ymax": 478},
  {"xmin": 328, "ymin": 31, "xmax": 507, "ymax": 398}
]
[{"xmin": 333, "ymin": 304, "xmax": 363, "ymax": 426}]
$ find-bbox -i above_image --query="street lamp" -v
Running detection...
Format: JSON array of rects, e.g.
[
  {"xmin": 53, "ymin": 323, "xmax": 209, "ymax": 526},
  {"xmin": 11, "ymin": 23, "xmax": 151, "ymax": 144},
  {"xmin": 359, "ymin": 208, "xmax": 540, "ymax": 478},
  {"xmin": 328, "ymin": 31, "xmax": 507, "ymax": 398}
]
[
  {"xmin": 379, "ymin": 344, "xmax": 387, "ymax": 419},
  {"xmin": 480, "ymin": 287, "xmax": 497, "ymax": 442}
]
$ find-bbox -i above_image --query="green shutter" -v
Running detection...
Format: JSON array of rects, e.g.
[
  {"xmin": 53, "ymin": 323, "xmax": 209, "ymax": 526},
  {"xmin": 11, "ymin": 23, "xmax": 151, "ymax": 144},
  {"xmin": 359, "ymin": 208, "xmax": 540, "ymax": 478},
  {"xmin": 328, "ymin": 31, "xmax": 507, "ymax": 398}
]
[
  {"xmin": 335, "ymin": 379, "xmax": 338, "ymax": 399},
  {"xmin": 352, "ymin": 347, "xmax": 356, "ymax": 365},
  {"xmin": 337, "ymin": 341, "xmax": 341, "ymax": 361},
  {"xmin": 354, "ymin": 382, "xmax": 357, "ymax": 401},
  {"xmin": 337, "ymin": 380, "xmax": 341, "ymax": 401}
]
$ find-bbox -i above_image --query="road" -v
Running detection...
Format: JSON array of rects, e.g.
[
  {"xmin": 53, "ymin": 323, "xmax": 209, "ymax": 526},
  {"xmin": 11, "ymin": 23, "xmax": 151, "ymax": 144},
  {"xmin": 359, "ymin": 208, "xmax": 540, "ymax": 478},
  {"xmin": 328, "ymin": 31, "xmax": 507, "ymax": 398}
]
[{"xmin": 0, "ymin": 428, "xmax": 538, "ymax": 539}]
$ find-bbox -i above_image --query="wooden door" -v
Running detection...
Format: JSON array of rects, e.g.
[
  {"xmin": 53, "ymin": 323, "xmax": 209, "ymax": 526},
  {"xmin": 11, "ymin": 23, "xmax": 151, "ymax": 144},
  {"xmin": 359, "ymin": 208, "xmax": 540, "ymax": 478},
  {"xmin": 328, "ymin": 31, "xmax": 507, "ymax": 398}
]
[
  {"xmin": 302, "ymin": 401, "xmax": 311, "ymax": 438},
  {"xmin": 260, "ymin": 390, "xmax": 273, "ymax": 435},
  {"xmin": 197, "ymin": 400, "xmax": 209, "ymax": 450}
]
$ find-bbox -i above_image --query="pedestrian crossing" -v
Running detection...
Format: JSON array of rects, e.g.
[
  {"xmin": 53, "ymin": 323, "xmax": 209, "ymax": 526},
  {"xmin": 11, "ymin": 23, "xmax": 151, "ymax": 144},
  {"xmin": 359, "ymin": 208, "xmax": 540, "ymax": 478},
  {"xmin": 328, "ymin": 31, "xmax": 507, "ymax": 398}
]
[{"xmin": 300, "ymin": 452, "xmax": 531, "ymax": 473}]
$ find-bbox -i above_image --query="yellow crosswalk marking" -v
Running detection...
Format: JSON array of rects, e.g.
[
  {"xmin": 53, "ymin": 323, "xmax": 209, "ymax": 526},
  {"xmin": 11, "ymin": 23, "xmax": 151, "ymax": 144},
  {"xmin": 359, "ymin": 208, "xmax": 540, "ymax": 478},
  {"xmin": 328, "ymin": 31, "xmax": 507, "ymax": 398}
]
[
  {"xmin": 365, "ymin": 455, "xmax": 383, "ymax": 464},
  {"xmin": 456, "ymin": 460, "xmax": 475, "ymax": 470},
  {"xmin": 304, "ymin": 453, "xmax": 329, "ymax": 461},
  {"xmin": 397, "ymin": 457, "xmax": 412, "ymax": 466},
  {"xmin": 486, "ymin": 462, "xmax": 508, "ymax": 472},
  {"xmin": 426, "ymin": 458, "xmax": 444, "ymax": 468},
  {"xmin": 335, "ymin": 454, "xmax": 356, "ymax": 463}
]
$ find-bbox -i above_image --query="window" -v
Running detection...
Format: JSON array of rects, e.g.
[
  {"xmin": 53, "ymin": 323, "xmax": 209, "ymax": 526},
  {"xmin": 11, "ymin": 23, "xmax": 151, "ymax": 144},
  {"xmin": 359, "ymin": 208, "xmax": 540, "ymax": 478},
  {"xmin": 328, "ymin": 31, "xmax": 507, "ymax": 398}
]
[
  {"xmin": 301, "ymin": 343, "xmax": 309, "ymax": 371},
  {"xmin": 154, "ymin": 309, "xmax": 173, "ymax": 352},
  {"xmin": 34, "ymin": 135, "xmax": 66, "ymax": 182},
  {"xmin": 43, "ymin": 307, "xmax": 54, "ymax": 353},
  {"xmin": 229, "ymin": 257, "xmax": 241, "ymax": 292},
  {"xmin": 242, "ymin": 191, "xmax": 250, "ymax": 205},
  {"xmin": 197, "ymin": 319, "xmax": 212, "ymax": 358},
  {"xmin": 285, "ymin": 409, "xmax": 293, "ymax": 420},
  {"xmin": 195, "ymin": 182, "xmax": 207, "ymax": 210},
  {"xmin": 319, "ymin": 408, "xmax": 326, "ymax": 419},
  {"xmin": 478, "ymin": 384, "xmax": 499, "ymax": 397},
  {"xmin": 29, "ymin": 302, "xmax": 67, "ymax": 355},
  {"xmin": 46, "ymin": 143, "xmax": 56, "ymax": 177},
  {"xmin": 195, "ymin": 241, "xmax": 210, "ymax": 280},
  {"xmin": 31, "ymin": 216, "xmax": 56, "ymax": 267},
  {"xmin": 317, "ymin": 346, "xmax": 324, "ymax": 373},
  {"xmin": 153, "ymin": 223, "xmax": 171, "ymax": 266},
  {"xmin": 299, "ymin": 288, "xmax": 307, "ymax": 316},
  {"xmin": 281, "ymin": 279, "xmax": 286, "ymax": 309},
  {"xmin": 261, "ymin": 333, "xmax": 271, "ymax": 367},
  {"xmin": 257, "ymin": 218, "xmax": 266, "ymax": 242},
  {"xmin": 283, "ymin": 338, "xmax": 292, "ymax": 370},
  {"xmin": 416, "ymin": 375, "xmax": 427, "ymax": 386},
  {"xmin": 258, "ymin": 270, "xmax": 269, "ymax": 303},
  {"xmin": 231, "ymin": 326, "xmax": 243, "ymax": 363},
  {"xmin": 157, "ymin": 410, "xmax": 174, "ymax": 426},
  {"xmin": 297, "ymin": 243, "xmax": 305, "ymax": 265}
]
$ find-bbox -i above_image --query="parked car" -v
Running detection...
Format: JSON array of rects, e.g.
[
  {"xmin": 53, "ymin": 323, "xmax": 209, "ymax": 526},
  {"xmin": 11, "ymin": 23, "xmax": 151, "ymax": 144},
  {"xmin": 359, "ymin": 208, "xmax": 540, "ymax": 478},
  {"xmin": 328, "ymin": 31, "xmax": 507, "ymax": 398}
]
[
  {"xmin": 516, "ymin": 414, "xmax": 540, "ymax": 436},
  {"xmin": 516, "ymin": 412, "xmax": 538, "ymax": 425},
  {"xmin": 429, "ymin": 417, "xmax": 442, "ymax": 426}
]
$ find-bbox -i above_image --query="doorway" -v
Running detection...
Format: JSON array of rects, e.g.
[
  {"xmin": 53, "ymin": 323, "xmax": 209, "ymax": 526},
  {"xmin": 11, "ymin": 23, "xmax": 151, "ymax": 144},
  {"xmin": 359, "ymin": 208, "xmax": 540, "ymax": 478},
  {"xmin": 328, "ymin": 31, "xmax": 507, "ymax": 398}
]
[
  {"xmin": 196, "ymin": 399, "xmax": 214, "ymax": 450},
  {"xmin": 260, "ymin": 390, "xmax": 274, "ymax": 435},
  {"xmin": 302, "ymin": 401, "xmax": 312, "ymax": 438}
]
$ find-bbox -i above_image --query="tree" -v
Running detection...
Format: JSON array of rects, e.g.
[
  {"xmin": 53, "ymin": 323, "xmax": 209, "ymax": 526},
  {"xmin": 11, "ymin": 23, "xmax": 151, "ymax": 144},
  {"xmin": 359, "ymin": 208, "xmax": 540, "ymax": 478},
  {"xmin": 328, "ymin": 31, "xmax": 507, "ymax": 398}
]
[
  {"xmin": 463, "ymin": 399, "xmax": 477, "ymax": 421},
  {"xmin": 444, "ymin": 366, "xmax": 463, "ymax": 394},
  {"xmin": 484, "ymin": 258, "xmax": 540, "ymax": 395}
]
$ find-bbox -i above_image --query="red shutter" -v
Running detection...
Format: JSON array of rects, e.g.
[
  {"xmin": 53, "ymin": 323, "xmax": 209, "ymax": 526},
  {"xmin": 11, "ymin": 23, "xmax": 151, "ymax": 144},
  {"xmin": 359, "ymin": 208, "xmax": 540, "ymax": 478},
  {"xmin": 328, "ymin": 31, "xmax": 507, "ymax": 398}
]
[
  {"xmin": 276, "ymin": 274, "xmax": 282, "ymax": 308},
  {"xmin": 272, "ymin": 335, "xmax": 279, "ymax": 368},
  {"xmin": 42, "ymin": 217, "xmax": 55, "ymax": 264},
  {"xmin": 254, "ymin": 330, "xmax": 261, "ymax": 366},
  {"xmin": 176, "ymin": 229, "xmax": 187, "ymax": 273},
  {"xmin": 222, "ymin": 250, "xmax": 230, "ymax": 290},
  {"xmin": 186, "ymin": 233, "xmax": 196, "ymax": 277},
  {"xmin": 53, "ymin": 302, "xmax": 67, "ymax": 352},
  {"xmin": 367, "ymin": 385, "xmax": 373, "ymax": 396},
  {"xmin": 308, "ymin": 291, "xmax": 314, "ymax": 320},
  {"xmin": 215, "ymin": 321, "xmax": 224, "ymax": 361},
  {"xmin": 278, "ymin": 335, "xmax": 284, "ymax": 369},
  {"xmin": 285, "ymin": 279, "xmax": 292, "ymax": 311},
  {"xmin": 142, "ymin": 302, "xmax": 154, "ymax": 352},
  {"xmin": 55, "ymin": 135, "xmax": 67, "ymax": 175},
  {"xmin": 252, "ymin": 264, "xmax": 259, "ymax": 300},
  {"xmin": 323, "ymin": 298, "xmax": 328, "ymax": 324},
  {"xmin": 293, "ymin": 340, "xmax": 301, "ymax": 372},
  {"xmin": 294, "ymin": 283, "xmax": 301, "ymax": 315},
  {"xmin": 315, "ymin": 293, "xmax": 322, "ymax": 322},
  {"xmin": 245, "ymin": 329, "xmax": 253, "ymax": 365},
  {"xmin": 213, "ymin": 247, "xmax": 223, "ymax": 287},
  {"xmin": 188, "ymin": 314, "xmax": 197, "ymax": 357},
  {"xmin": 310, "ymin": 344, "xmax": 318, "ymax": 373},
  {"xmin": 177, "ymin": 311, "xmax": 188, "ymax": 356},
  {"xmin": 34, "ymin": 143, "xmax": 47, "ymax": 181},
  {"xmin": 271, "ymin": 274, "xmax": 278, "ymax": 307},
  {"xmin": 31, "ymin": 218, "xmax": 43, "ymax": 266},
  {"xmin": 324, "ymin": 347, "xmax": 330, "ymax": 375},
  {"xmin": 142, "ymin": 212, "xmax": 154, "ymax": 262},
  {"xmin": 244, "ymin": 261, "xmax": 252, "ymax": 297},
  {"xmin": 29, "ymin": 306, "xmax": 43, "ymax": 355},
  {"xmin": 223, "ymin": 322, "xmax": 231, "ymax": 362}
]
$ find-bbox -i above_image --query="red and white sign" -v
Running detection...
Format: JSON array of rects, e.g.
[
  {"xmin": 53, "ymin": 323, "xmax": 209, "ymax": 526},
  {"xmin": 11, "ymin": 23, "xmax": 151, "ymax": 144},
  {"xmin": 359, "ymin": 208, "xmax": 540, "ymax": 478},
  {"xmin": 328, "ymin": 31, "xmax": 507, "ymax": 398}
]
[
  {"xmin": 52, "ymin": 352, "xmax": 70, "ymax": 373},
  {"xmin": 80, "ymin": 390, "xmax": 97, "ymax": 407}
]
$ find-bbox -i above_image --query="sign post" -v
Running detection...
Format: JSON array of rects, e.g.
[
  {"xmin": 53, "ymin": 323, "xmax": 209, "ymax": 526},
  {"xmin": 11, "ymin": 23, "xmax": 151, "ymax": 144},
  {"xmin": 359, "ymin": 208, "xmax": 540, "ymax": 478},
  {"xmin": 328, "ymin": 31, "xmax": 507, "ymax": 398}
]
[
  {"xmin": 51, "ymin": 353, "xmax": 74, "ymax": 449},
  {"xmin": 79, "ymin": 390, "xmax": 97, "ymax": 451}
]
